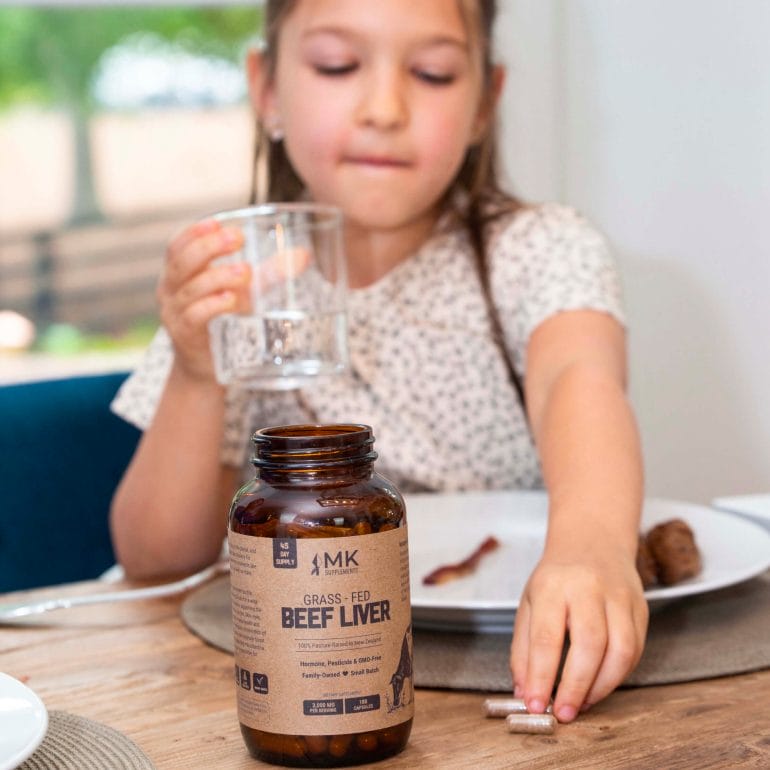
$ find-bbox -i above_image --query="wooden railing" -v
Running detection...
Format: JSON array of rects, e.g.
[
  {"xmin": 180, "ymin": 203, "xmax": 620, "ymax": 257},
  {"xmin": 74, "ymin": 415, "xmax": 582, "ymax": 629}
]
[{"xmin": 0, "ymin": 203, "xmax": 236, "ymax": 334}]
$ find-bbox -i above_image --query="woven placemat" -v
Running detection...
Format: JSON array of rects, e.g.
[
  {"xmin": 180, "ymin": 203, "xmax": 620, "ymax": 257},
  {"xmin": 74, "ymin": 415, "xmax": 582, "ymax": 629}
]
[
  {"xmin": 181, "ymin": 572, "xmax": 770, "ymax": 690},
  {"xmin": 18, "ymin": 711, "xmax": 155, "ymax": 770}
]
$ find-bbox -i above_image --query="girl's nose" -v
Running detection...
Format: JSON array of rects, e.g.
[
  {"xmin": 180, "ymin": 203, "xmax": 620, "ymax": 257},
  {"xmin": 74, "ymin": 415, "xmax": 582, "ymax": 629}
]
[{"xmin": 355, "ymin": 69, "xmax": 408, "ymax": 130}]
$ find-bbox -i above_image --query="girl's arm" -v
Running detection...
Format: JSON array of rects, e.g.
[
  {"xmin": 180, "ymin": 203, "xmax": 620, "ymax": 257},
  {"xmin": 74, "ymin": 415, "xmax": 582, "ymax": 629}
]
[
  {"xmin": 510, "ymin": 309, "xmax": 648, "ymax": 723},
  {"xmin": 110, "ymin": 219, "xmax": 249, "ymax": 579},
  {"xmin": 109, "ymin": 363, "xmax": 240, "ymax": 579}
]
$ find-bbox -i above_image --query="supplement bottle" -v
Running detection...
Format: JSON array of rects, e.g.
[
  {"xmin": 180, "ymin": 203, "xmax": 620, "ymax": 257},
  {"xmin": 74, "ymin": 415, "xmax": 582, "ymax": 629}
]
[{"xmin": 228, "ymin": 424, "xmax": 413, "ymax": 767}]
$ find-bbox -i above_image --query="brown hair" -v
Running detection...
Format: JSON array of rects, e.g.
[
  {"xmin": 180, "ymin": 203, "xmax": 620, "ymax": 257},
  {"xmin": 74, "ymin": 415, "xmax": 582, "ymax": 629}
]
[{"xmin": 250, "ymin": 0, "xmax": 301, "ymax": 205}]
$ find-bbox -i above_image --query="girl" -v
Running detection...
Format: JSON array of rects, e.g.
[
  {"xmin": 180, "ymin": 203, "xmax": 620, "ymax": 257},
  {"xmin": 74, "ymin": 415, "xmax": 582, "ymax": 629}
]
[{"xmin": 110, "ymin": 0, "xmax": 647, "ymax": 724}]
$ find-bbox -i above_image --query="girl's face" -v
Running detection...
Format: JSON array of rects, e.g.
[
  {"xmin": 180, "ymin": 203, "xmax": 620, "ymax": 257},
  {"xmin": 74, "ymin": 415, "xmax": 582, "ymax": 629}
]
[{"xmin": 257, "ymin": 0, "xmax": 490, "ymax": 232}]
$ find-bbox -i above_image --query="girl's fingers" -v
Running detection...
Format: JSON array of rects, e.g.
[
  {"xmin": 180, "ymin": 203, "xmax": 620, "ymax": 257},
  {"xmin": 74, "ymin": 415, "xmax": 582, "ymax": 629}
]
[
  {"xmin": 167, "ymin": 217, "xmax": 219, "ymax": 257},
  {"xmin": 165, "ymin": 238, "xmax": 310, "ymax": 303},
  {"xmin": 176, "ymin": 290, "xmax": 238, "ymax": 333},
  {"xmin": 160, "ymin": 235, "xmax": 312, "ymax": 377},
  {"xmin": 583, "ymin": 598, "xmax": 648, "ymax": 708},
  {"xmin": 163, "ymin": 225, "xmax": 244, "ymax": 293},
  {"xmin": 634, "ymin": 594, "xmax": 650, "ymax": 656},
  {"xmin": 510, "ymin": 597, "xmax": 531, "ymax": 698},
  {"xmin": 169, "ymin": 263, "xmax": 252, "ymax": 317},
  {"xmin": 552, "ymin": 598, "xmax": 608, "ymax": 722},
  {"xmin": 524, "ymin": 596, "xmax": 568, "ymax": 714},
  {"xmin": 160, "ymin": 287, "xmax": 242, "ymax": 382}
]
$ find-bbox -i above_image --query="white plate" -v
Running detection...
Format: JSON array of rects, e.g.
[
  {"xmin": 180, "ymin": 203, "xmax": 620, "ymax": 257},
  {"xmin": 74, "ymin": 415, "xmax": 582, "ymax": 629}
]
[
  {"xmin": 0, "ymin": 672, "xmax": 48, "ymax": 770},
  {"xmin": 406, "ymin": 490, "xmax": 770, "ymax": 633}
]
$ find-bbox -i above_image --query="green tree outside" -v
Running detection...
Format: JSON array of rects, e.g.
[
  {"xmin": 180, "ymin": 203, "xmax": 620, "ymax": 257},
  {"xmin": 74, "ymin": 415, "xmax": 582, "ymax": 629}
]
[{"xmin": 0, "ymin": 5, "xmax": 262, "ymax": 223}]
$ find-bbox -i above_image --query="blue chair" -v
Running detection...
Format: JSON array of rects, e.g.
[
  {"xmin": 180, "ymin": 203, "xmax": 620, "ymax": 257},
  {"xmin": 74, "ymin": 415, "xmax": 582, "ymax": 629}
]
[{"xmin": 0, "ymin": 372, "xmax": 140, "ymax": 592}]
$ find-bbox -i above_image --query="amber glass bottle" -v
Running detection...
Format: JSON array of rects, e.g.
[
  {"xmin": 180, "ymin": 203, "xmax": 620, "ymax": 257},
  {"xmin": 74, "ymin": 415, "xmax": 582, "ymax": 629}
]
[{"xmin": 228, "ymin": 424, "xmax": 413, "ymax": 768}]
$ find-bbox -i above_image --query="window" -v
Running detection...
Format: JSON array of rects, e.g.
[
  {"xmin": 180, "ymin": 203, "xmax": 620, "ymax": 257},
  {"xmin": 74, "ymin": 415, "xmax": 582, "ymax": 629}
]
[{"xmin": 0, "ymin": 5, "xmax": 261, "ymax": 375}]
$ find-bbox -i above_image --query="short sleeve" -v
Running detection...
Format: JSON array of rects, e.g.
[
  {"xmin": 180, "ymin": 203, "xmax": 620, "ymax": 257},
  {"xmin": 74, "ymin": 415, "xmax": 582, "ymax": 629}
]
[
  {"xmin": 488, "ymin": 203, "xmax": 626, "ymax": 374},
  {"xmin": 221, "ymin": 388, "xmax": 262, "ymax": 468},
  {"xmin": 110, "ymin": 327, "xmax": 174, "ymax": 431},
  {"xmin": 110, "ymin": 326, "xmax": 258, "ymax": 468}
]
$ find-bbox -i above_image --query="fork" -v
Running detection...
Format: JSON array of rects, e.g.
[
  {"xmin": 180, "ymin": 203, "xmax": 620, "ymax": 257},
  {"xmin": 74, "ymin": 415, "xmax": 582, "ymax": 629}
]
[{"xmin": 0, "ymin": 561, "xmax": 229, "ymax": 622}]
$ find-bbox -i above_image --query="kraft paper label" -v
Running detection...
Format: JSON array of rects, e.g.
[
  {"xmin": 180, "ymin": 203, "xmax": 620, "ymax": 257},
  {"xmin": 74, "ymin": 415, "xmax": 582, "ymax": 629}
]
[{"xmin": 228, "ymin": 526, "xmax": 414, "ymax": 735}]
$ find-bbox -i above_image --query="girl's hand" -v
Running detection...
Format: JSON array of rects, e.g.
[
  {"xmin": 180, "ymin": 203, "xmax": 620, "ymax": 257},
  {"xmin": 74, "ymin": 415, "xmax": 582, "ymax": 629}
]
[
  {"xmin": 157, "ymin": 219, "xmax": 249, "ymax": 382},
  {"xmin": 510, "ymin": 543, "xmax": 648, "ymax": 723}
]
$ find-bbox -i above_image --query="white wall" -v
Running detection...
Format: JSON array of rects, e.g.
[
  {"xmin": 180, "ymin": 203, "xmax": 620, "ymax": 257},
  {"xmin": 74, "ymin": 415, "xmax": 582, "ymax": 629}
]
[{"xmin": 496, "ymin": 1, "xmax": 770, "ymax": 503}]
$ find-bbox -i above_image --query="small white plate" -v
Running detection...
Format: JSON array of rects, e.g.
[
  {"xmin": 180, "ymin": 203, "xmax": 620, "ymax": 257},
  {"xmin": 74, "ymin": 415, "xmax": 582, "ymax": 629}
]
[
  {"xmin": 0, "ymin": 672, "xmax": 48, "ymax": 770},
  {"xmin": 406, "ymin": 490, "xmax": 770, "ymax": 633}
]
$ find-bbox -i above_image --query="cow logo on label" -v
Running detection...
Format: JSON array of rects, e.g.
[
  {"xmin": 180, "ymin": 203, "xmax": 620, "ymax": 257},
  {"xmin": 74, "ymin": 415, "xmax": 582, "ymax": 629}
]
[{"xmin": 386, "ymin": 623, "xmax": 413, "ymax": 713}]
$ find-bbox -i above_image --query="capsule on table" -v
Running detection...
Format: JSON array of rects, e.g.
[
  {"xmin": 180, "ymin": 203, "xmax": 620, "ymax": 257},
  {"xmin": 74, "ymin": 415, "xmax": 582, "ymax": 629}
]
[
  {"xmin": 482, "ymin": 698, "xmax": 553, "ymax": 718},
  {"xmin": 505, "ymin": 713, "xmax": 556, "ymax": 734}
]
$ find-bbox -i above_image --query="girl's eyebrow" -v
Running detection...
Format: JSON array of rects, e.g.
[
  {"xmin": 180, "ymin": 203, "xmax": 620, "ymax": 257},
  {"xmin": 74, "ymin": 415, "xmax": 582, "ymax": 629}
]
[{"xmin": 301, "ymin": 27, "xmax": 469, "ymax": 53}]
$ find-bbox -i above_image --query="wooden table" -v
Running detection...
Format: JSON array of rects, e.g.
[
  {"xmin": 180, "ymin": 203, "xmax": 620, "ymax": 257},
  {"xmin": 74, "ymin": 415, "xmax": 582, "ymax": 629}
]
[{"xmin": 1, "ymin": 579, "xmax": 768, "ymax": 769}]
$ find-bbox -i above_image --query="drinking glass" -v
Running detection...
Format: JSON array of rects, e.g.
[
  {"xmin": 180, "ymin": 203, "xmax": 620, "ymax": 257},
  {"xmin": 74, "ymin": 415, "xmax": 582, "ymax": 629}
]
[{"xmin": 208, "ymin": 203, "xmax": 347, "ymax": 390}]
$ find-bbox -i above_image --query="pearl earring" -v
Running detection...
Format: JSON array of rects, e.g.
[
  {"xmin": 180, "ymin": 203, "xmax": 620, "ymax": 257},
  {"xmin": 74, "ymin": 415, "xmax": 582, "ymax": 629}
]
[{"xmin": 267, "ymin": 120, "xmax": 284, "ymax": 142}]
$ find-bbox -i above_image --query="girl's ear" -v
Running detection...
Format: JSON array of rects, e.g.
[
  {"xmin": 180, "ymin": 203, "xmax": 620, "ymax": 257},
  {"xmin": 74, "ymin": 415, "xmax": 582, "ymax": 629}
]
[
  {"xmin": 246, "ymin": 47, "xmax": 278, "ymax": 121},
  {"xmin": 472, "ymin": 64, "xmax": 506, "ymax": 144}
]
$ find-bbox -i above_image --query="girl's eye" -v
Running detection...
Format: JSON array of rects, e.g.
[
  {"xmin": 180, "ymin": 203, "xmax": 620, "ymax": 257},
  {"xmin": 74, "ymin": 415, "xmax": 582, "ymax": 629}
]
[
  {"xmin": 314, "ymin": 63, "xmax": 358, "ymax": 77},
  {"xmin": 414, "ymin": 70, "xmax": 456, "ymax": 86}
]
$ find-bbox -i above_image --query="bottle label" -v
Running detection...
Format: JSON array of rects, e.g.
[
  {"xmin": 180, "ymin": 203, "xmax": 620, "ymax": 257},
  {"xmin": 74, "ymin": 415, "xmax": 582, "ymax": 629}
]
[{"xmin": 228, "ymin": 526, "xmax": 413, "ymax": 735}]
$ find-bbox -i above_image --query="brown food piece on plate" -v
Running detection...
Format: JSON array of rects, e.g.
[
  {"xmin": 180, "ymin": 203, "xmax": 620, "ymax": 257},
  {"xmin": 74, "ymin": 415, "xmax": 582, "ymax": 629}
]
[
  {"xmin": 645, "ymin": 518, "xmax": 702, "ymax": 586},
  {"xmin": 422, "ymin": 535, "xmax": 500, "ymax": 585},
  {"xmin": 635, "ymin": 535, "xmax": 658, "ymax": 588}
]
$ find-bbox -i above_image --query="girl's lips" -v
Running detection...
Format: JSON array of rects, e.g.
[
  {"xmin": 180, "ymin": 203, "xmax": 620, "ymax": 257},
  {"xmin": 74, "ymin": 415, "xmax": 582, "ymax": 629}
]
[{"xmin": 343, "ymin": 156, "xmax": 411, "ymax": 168}]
